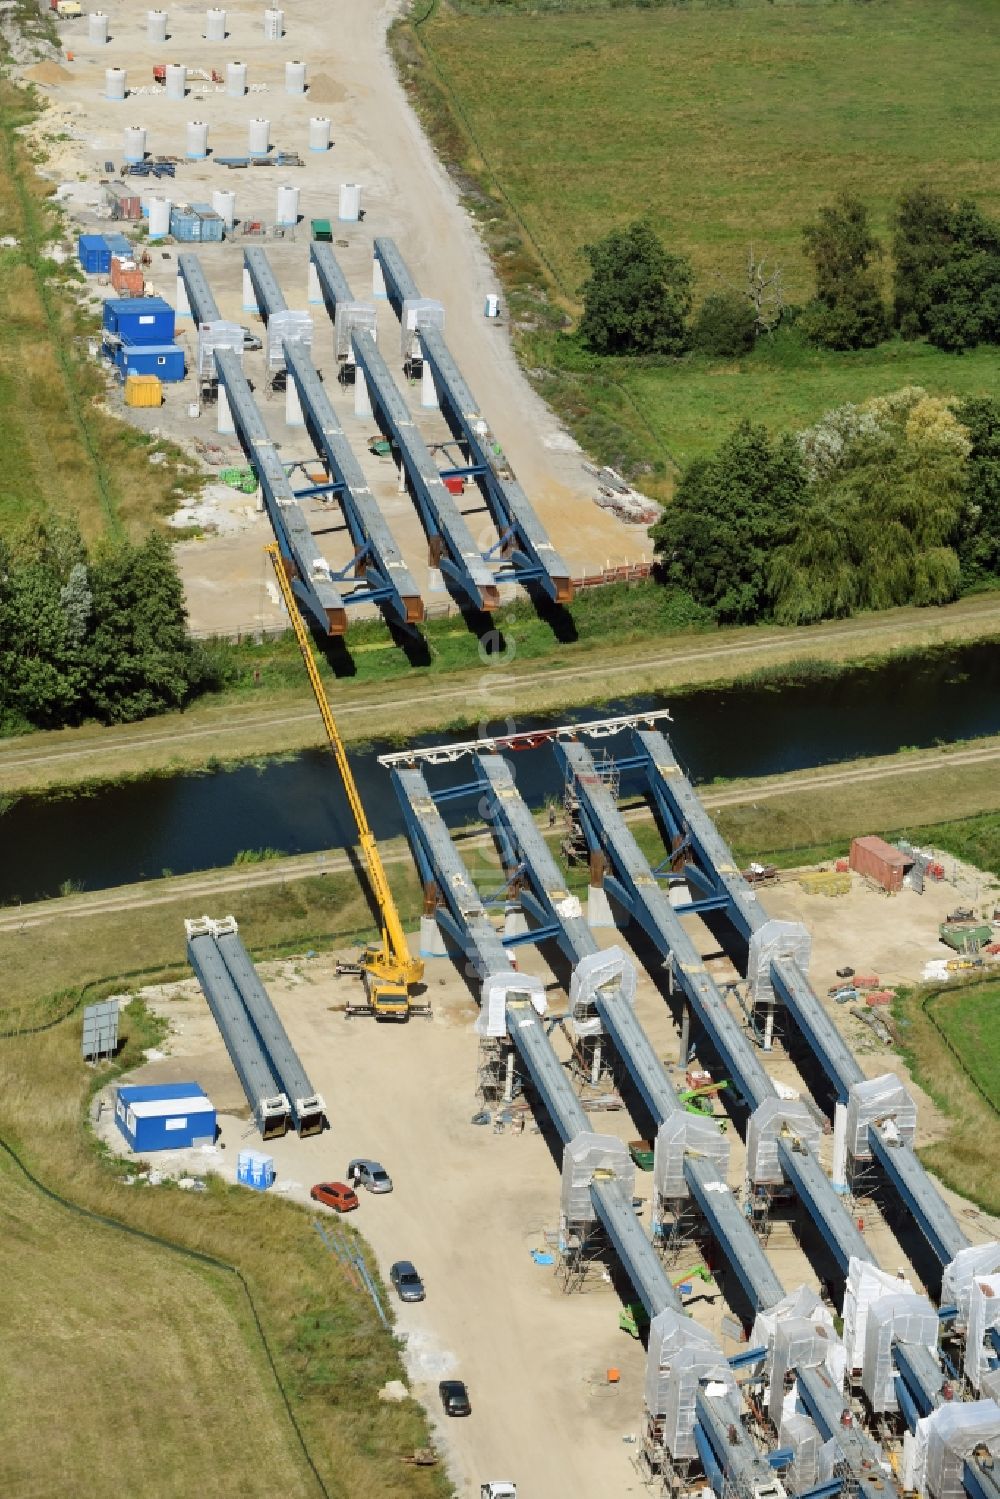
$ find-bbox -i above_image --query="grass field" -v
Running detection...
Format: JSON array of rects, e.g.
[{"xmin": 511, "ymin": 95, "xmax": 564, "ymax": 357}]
[
  {"xmin": 930, "ymin": 981, "xmax": 1000, "ymax": 1110},
  {"xmin": 400, "ymin": 0, "xmax": 1000, "ymax": 478},
  {"xmin": 0, "ymin": 79, "xmax": 201, "ymax": 540}
]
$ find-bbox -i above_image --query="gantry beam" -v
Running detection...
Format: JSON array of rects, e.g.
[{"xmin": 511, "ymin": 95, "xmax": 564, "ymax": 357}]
[
  {"xmin": 373, "ymin": 237, "xmax": 573, "ymax": 603},
  {"xmin": 632, "ymin": 729, "xmax": 971, "ymax": 1271},
  {"xmin": 309, "ymin": 244, "xmax": 498, "ymax": 611},
  {"xmin": 213, "ymin": 346, "xmax": 346, "ymax": 634}
]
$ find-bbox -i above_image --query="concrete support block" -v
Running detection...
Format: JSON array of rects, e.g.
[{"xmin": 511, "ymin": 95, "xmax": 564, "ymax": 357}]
[
  {"xmin": 372, "ymin": 255, "xmax": 386, "ymax": 298},
  {"xmin": 285, "ymin": 377, "xmax": 304, "ymax": 428},
  {"xmin": 503, "ymin": 906, "xmax": 529, "ymax": 941},
  {"xmin": 217, "ymin": 384, "xmax": 234, "ymax": 435},
  {"xmin": 353, "ymin": 369, "xmax": 371, "ymax": 420},
  {"xmin": 832, "ymin": 1100, "xmax": 849, "ymax": 1194},
  {"xmin": 242, "ymin": 267, "xmax": 257, "ymax": 312},
  {"xmin": 419, "ymin": 914, "xmax": 447, "ymax": 958},
  {"xmin": 587, "ymin": 884, "xmax": 614, "ymax": 929},
  {"xmin": 307, "ymin": 261, "xmax": 321, "ymax": 305},
  {"xmin": 420, "ymin": 358, "xmax": 437, "ymax": 409},
  {"xmin": 176, "ymin": 273, "xmax": 191, "ymax": 317}
]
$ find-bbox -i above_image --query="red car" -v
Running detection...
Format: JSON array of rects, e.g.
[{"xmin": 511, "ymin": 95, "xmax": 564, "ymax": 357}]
[{"xmin": 310, "ymin": 1180, "xmax": 359, "ymax": 1213}]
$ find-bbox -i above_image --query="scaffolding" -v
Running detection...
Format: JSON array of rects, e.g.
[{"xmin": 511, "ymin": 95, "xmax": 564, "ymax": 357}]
[
  {"xmin": 562, "ymin": 751, "xmax": 621, "ymax": 866},
  {"xmin": 556, "ymin": 1218, "xmax": 613, "ymax": 1296},
  {"xmin": 476, "ymin": 1033, "xmax": 519, "ymax": 1106},
  {"xmin": 654, "ymin": 1194, "xmax": 704, "ymax": 1267}
]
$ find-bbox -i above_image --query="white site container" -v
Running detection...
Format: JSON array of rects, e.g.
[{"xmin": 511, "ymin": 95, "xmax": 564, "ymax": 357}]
[
  {"xmin": 248, "ymin": 117, "xmax": 270, "ymax": 158},
  {"xmin": 123, "ymin": 124, "xmax": 147, "ymax": 163},
  {"xmin": 186, "ymin": 120, "xmax": 209, "ymax": 159},
  {"xmin": 105, "ymin": 67, "xmax": 127, "ymax": 102},
  {"xmin": 226, "ymin": 60, "xmax": 247, "ymax": 97},
  {"xmin": 338, "ymin": 183, "xmax": 361, "ymax": 222},
  {"xmin": 263, "ymin": 7, "xmax": 284, "ymax": 39},
  {"xmin": 308, "ymin": 116, "xmax": 330, "ymax": 152},
  {"xmin": 147, "ymin": 9, "xmax": 168, "ymax": 43}
]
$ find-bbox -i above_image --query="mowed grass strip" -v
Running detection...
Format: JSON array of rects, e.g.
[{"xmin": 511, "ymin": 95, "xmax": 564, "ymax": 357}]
[{"xmin": 930, "ymin": 981, "xmax": 1000, "ymax": 1111}]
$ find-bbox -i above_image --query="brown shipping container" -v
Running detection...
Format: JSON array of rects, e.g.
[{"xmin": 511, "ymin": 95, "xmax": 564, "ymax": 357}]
[
  {"xmin": 110, "ymin": 256, "xmax": 144, "ymax": 295},
  {"xmin": 849, "ymin": 835, "xmax": 910, "ymax": 893}
]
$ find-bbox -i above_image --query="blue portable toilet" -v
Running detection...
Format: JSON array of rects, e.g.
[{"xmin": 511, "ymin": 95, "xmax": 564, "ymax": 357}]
[
  {"xmin": 103, "ymin": 295, "xmax": 175, "ymax": 345},
  {"xmin": 78, "ymin": 234, "xmax": 112, "ymax": 274},
  {"xmin": 115, "ymin": 340, "xmax": 186, "ymax": 382},
  {"xmin": 114, "ymin": 1082, "xmax": 216, "ymax": 1152},
  {"xmin": 237, "ymin": 1150, "xmax": 275, "ymax": 1191}
]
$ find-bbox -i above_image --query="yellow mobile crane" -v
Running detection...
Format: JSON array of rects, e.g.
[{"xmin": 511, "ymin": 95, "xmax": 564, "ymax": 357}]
[{"xmin": 266, "ymin": 544, "xmax": 424, "ymax": 1019}]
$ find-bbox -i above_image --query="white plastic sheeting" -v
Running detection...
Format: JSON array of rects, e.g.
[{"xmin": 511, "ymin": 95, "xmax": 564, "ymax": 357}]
[
  {"xmin": 746, "ymin": 1099, "xmax": 822, "ymax": 1185},
  {"xmin": 333, "ymin": 301, "xmax": 376, "ymax": 363},
  {"xmin": 400, "ymin": 296, "xmax": 445, "ymax": 361},
  {"xmin": 769, "ymin": 1317, "xmax": 844, "ymax": 1427},
  {"xmin": 846, "ymin": 1072, "xmax": 917, "ymax": 1158},
  {"xmin": 747, "ymin": 919, "xmax": 811, "ymax": 1005},
  {"xmin": 653, "ymin": 1112, "xmax": 730, "ymax": 1201},
  {"xmin": 560, "ymin": 1132, "xmax": 633, "ymax": 1224},
  {"xmin": 266, "ymin": 309, "xmax": 313, "ymax": 371},
  {"xmin": 779, "ymin": 1412, "xmax": 820, "ymax": 1493},
  {"xmin": 197, "ymin": 319, "xmax": 242, "ymax": 378},
  {"xmin": 965, "ymin": 1275, "xmax": 1000, "ymax": 1392},
  {"xmin": 475, "ymin": 971, "xmax": 546, "ymax": 1038},
  {"xmin": 922, "ymin": 1400, "xmax": 1000, "ymax": 1499},
  {"xmin": 644, "ymin": 1309, "xmax": 735, "ymax": 1458},
  {"xmin": 943, "ymin": 1243, "xmax": 1000, "ymax": 1330},
  {"xmin": 843, "ymin": 1257, "xmax": 914, "ymax": 1374},
  {"xmin": 751, "ymin": 1285, "xmax": 838, "ymax": 1377},
  {"xmin": 568, "ymin": 945, "xmax": 636, "ymax": 1039},
  {"xmin": 862, "ymin": 1293, "xmax": 938, "ymax": 1413}
]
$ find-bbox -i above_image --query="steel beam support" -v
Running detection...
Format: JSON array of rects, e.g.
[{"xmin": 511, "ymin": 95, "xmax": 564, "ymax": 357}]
[
  {"xmin": 870, "ymin": 1129, "xmax": 970, "ymax": 1266},
  {"xmin": 373, "ymin": 237, "xmax": 573, "ymax": 604},
  {"xmin": 894, "ymin": 1339, "xmax": 945, "ymax": 1419},
  {"xmin": 796, "ymin": 1364, "xmax": 898, "ymax": 1499}
]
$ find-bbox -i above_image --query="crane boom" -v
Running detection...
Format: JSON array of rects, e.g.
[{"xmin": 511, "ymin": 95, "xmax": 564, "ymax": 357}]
[{"xmin": 266, "ymin": 545, "xmax": 424, "ymax": 1013}]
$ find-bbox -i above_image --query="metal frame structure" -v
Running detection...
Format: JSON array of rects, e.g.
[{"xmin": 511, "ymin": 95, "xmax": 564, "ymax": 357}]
[
  {"xmin": 309, "ymin": 244, "xmax": 498, "ymax": 612},
  {"xmin": 373, "ymin": 236, "xmax": 574, "ymax": 604}
]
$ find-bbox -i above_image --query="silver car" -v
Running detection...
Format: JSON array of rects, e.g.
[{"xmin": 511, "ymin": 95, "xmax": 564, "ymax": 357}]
[
  {"xmin": 390, "ymin": 1260, "xmax": 425, "ymax": 1302},
  {"xmin": 347, "ymin": 1158, "xmax": 392, "ymax": 1194}
]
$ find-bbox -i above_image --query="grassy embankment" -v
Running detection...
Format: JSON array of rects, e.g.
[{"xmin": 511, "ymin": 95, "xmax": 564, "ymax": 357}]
[
  {"xmin": 0, "ymin": 71, "xmax": 200, "ymax": 539},
  {"xmin": 394, "ymin": 0, "xmax": 1000, "ymax": 483},
  {"xmin": 0, "ymin": 868, "xmax": 449, "ymax": 1499}
]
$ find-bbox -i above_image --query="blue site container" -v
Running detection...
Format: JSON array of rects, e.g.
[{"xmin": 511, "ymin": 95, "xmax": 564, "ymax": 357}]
[
  {"xmin": 78, "ymin": 233, "xmax": 112, "ymax": 274},
  {"xmin": 114, "ymin": 340, "xmax": 185, "ymax": 382},
  {"xmin": 103, "ymin": 295, "xmax": 175, "ymax": 345},
  {"xmin": 169, "ymin": 204, "xmax": 224, "ymax": 243},
  {"xmin": 115, "ymin": 1082, "xmax": 216, "ymax": 1152},
  {"xmin": 104, "ymin": 232, "xmax": 134, "ymax": 259}
]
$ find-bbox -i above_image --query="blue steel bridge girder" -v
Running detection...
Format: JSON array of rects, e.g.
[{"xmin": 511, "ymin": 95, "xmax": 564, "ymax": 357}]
[
  {"xmin": 372, "ymin": 236, "xmax": 573, "ymax": 605},
  {"xmin": 177, "ymin": 251, "xmax": 223, "ymax": 324},
  {"xmin": 552, "ymin": 736, "xmax": 874, "ymax": 1276},
  {"xmin": 213, "ymin": 346, "xmax": 346, "ymax": 636},
  {"xmin": 634, "ymin": 728, "xmax": 971, "ymax": 1273},
  {"xmin": 243, "ymin": 244, "xmax": 288, "ymax": 317},
  {"xmin": 964, "ymin": 1458, "xmax": 1000, "ymax": 1499},
  {"xmin": 281, "ymin": 341, "xmax": 423, "ymax": 627}
]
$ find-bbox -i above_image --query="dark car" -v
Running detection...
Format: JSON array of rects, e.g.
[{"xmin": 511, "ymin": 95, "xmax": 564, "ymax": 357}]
[
  {"xmin": 310, "ymin": 1181, "xmax": 359, "ymax": 1213},
  {"xmin": 439, "ymin": 1379, "xmax": 471, "ymax": 1417},
  {"xmin": 390, "ymin": 1260, "xmax": 425, "ymax": 1303}
]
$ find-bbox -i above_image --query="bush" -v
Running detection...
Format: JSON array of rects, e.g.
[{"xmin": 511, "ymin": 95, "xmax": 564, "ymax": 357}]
[
  {"xmin": 691, "ymin": 291, "xmax": 757, "ymax": 357},
  {"xmin": 800, "ymin": 193, "xmax": 889, "ymax": 351},
  {"xmin": 578, "ymin": 219, "xmax": 692, "ymax": 356}
]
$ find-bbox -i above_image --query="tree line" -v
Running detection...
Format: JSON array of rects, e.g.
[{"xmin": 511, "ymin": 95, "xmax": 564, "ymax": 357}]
[
  {"xmin": 578, "ymin": 187, "xmax": 1000, "ymax": 358},
  {"xmin": 650, "ymin": 391, "xmax": 1000, "ymax": 626},
  {"xmin": 0, "ymin": 520, "xmax": 222, "ymax": 732}
]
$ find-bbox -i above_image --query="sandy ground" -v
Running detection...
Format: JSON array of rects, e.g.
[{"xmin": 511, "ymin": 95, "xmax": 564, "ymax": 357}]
[
  {"xmin": 96, "ymin": 858, "xmax": 1000, "ymax": 1499},
  {"xmin": 25, "ymin": 0, "xmax": 649, "ymax": 635}
]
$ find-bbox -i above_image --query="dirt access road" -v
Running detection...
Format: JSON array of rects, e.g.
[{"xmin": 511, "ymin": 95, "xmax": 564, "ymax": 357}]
[{"xmin": 2, "ymin": 591, "xmax": 999, "ymax": 797}]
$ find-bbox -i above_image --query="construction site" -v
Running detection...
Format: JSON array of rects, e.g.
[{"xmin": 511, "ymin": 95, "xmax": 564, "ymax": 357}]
[{"xmin": 6, "ymin": 2, "xmax": 1000, "ymax": 1498}]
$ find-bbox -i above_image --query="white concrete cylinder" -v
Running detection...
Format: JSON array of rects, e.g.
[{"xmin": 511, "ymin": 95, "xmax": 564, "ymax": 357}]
[
  {"xmin": 308, "ymin": 115, "xmax": 330, "ymax": 152},
  {"xmin": 248, "ymin": 117, "xmax": 270, "ymax": 158},
  {"xmin": 205, "ymin": 7, "xmax": 226, "ymax": 41},
  {"xmin": 284, "ymin": 59, "xmax": 306, "ymax": 95},
  {"xmin": 212, "ymin": 188, "xmax": 236, "ymax": 229},
  {"xmin": 123, "ymin": 124, "xmax": 147, "ymax": 163},
  {"xmin": 105, "ymin": 67, "xmax": 127, "ymax": 102},
  {"xmin": 338, "ymin": 182, "xmax": 361, "ymax": 222},
  {"xmin": 186, "ymin": 120, "xmax": 209, "ymax": 160},
  {"xmin": 275, "ymin": 182, "xmax": 299, "ymax": 226},
  {"xmin": 263, "ymin": 6, "xmax": 284, "ymax": 39},
  {"xmin": 89, "ymin": 11, "xmax": 109, "ymax": 44},
  {"xmin": 147, "ymin": 8, "xmax": 167, "ymax": 43},
  {"xmin": 226, "ymin": 60, "xmax": 247, "ymax": 97},
  {"xmin": 148, "ymin": 196, "xmax": 171, "ymax": 237},
  {"xmin": 165, "ymin": 63, "xmax": 186, "ymax": 101}
]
